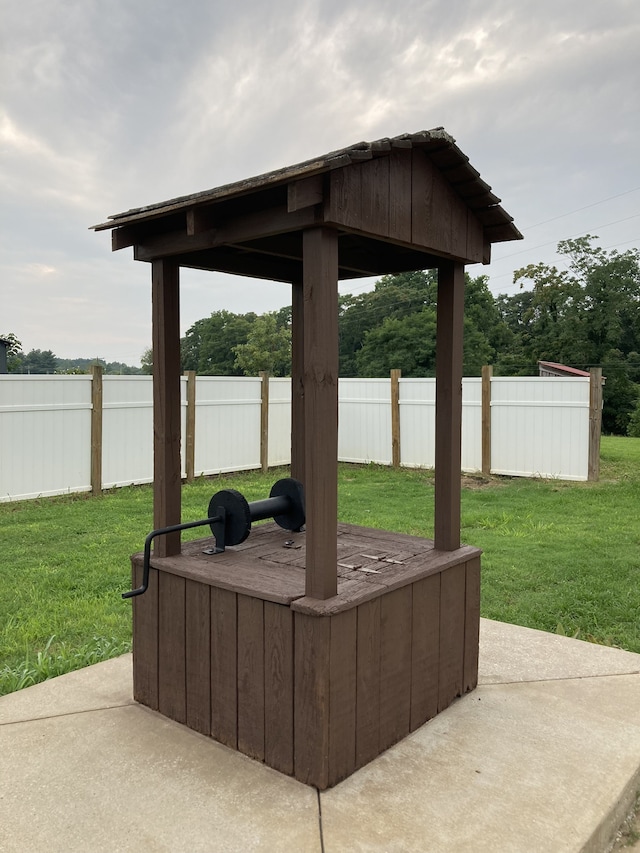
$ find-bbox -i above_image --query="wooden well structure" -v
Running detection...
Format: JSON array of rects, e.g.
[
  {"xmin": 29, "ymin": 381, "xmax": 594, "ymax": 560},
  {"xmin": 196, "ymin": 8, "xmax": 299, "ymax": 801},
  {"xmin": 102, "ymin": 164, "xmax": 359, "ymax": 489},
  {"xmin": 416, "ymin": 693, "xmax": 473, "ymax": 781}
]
[{"xmin": 94, "ymin": 128, "xmax": 521, "ymax": 789}]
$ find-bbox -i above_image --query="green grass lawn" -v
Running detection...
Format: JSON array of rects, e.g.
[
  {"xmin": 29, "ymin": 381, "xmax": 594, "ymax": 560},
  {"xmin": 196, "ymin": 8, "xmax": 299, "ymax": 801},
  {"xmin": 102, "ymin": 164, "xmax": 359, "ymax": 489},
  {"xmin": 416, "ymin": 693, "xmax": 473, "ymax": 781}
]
[{"xmin": 1, "ymin": 435, "xmax": 639, "ymax": 694}]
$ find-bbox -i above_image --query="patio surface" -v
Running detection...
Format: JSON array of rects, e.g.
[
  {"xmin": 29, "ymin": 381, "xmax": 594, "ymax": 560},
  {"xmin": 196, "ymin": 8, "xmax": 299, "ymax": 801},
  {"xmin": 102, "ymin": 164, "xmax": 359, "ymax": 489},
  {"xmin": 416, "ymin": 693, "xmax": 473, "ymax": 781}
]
[{"xmin": 1, "ymin": 619, "xmax": 640, "ymax": 852}]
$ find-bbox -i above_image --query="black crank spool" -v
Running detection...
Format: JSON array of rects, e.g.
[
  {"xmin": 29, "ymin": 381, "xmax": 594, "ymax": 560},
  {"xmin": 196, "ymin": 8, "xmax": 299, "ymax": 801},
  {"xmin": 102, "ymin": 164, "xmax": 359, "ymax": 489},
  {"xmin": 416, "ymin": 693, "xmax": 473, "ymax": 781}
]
[{"xmin": 207, "ymin": 477, "xmax": 305, "ymax": 546}]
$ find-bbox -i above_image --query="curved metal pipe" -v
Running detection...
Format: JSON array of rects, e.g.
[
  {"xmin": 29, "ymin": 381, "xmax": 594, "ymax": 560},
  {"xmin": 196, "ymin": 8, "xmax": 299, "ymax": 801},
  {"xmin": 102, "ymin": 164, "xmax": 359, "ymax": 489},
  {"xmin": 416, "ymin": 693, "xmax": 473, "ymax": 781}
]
[{"xmin": 123, "ymin": 514, "xmax": 223, "ymax": 599}]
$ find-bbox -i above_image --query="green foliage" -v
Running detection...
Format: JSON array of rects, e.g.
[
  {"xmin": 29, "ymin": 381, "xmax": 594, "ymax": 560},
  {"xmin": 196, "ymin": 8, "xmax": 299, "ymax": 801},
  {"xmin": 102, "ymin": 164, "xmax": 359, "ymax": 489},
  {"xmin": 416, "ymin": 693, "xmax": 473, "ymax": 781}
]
[
  {"xmin": 3, "ymin": 436, "xmax": 640, "ymax": 695},
  {"xmin": 626, "ymin": 398, "xmax": 640, "ymax": 438},
  {"xmin": 356, "ymin": 307, "xmax": 437, "ymax": 376},
  {"xmin": 340, "ymin": 270, "xmax": 506, "ymax": 378},
  {"xmin": 140, "ymin": 348, "xmax": 153, "ymax": 374},
  {"xmin": 506, "ymin": 237, "xmax": 640, "ymax": 432},
  {"xmin": 12, "ymin": 348, "xmax": 57, "ymax": 374},
  {"xmin": 233, "ymin": 311, "xmax": 291, "ymax": 376},
  {"xmin": 181, "ymin": 310, "xmax": 257, "ymax": 374}
]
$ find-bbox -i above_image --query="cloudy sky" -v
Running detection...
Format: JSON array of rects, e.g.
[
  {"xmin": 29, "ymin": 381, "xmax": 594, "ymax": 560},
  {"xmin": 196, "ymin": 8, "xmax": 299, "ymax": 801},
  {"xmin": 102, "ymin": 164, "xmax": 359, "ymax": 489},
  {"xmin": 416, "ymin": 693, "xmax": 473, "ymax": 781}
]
[{"xmin": 2, "ymin": 0, "xmax": 639, "ymax": 366}]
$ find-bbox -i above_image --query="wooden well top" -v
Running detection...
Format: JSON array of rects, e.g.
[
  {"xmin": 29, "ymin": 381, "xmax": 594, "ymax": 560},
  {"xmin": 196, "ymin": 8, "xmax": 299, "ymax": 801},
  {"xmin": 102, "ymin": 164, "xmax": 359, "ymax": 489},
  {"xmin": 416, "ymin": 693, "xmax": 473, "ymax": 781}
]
[{"xmin": 135, "ymin": 522, "xmax": 480, "ymax": 615}]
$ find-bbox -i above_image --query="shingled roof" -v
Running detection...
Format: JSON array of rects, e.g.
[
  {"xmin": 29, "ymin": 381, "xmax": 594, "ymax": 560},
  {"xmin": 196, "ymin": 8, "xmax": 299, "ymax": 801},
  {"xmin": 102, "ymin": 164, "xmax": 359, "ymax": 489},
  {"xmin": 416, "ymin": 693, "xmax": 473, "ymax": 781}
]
[{"xmin": 93, "ymin": 128, "xmax": 521, "ymax": 281}]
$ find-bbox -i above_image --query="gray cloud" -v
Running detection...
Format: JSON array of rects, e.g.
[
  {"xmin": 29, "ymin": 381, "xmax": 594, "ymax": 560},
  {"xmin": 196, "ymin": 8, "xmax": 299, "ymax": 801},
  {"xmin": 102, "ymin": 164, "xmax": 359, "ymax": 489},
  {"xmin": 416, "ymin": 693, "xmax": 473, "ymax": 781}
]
[{"xmin": 1, "ymin": 0, "xmax": 639, "ymax": 363}]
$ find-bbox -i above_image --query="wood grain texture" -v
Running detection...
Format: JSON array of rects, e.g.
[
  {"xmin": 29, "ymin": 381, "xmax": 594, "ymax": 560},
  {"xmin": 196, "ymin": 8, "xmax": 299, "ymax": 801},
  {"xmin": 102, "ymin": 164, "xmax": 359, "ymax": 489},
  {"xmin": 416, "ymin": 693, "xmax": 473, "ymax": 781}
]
[
  {"xmin": 291, "ymin": 281, "xmax": 305, "ymax": 483},
  {"xmin": 264, "ymin": 602, "xmax": 294, "ymax": 775},
  {"xmin": 434, "ymin": 261, "xmax": 465, "ymax": 551},
  {"xmin": 184, "ymin": 370, "xmax": 196, "ymax": 483},
  {"xmin": 294, "ymin": 612, "xmax": 330, "ymax": 789},
  {"xmin": 481, "ymin": 364, "xmax": 493, "ymax": 476},
  {"xmin": 410, "ymin": 572, "xmax": 441, "ymax": 730},
  {"xmin": 379, "ymin": 585, "xmax": 413, "ymax": 751},
  {"xmin": 185, "ymin": 578, "xmax": 211, "ymax": 735},
  {"xmin": 152, "ymin": 258, "xmax": 181, "ymax": 556},
  {"xmin": 391, "ymin": 368, "xmax": 401, "ymax": 468},
  {"xmin": 303, "ymin": 227, "xmax": 339, "ymax": 599},
  {"xmin": 463, "ymin": 556, "xmax": 481, "ymax": 693},
  {"xmin": 588, "ymin": 367, "xmax": 603, "ymax": 481},
  {"xmin": 237, "ymin": 594, "xmax": 265, "ymax": 761},
  {"xmin": 132, "ymin": 561, "xmax": 159, "ymax": 710},
  {"xmin": 90, "ymin": 364, "xmax": 103, "ymax": 496},
  {"xmin": 360, "ymin": 157, "xmax": 390, "ymax": 236},
  {"xmin": 355, "ymin": 597, "xmax": 381, "ymax": 769},
  {"xmin": 259, "ymin": 370, "xmax": 269, "ymax": 474},
  {"xmin": 438, "ymin": 562, "xmax": 466, "ymax": 712},
  {"xmin": 389, "ymin": 148, "xmax": 412, "ymax": 243},
  {"xmin": 158, "ymin": 571, "xmax": 186, "ymax": 723},
  {"xmin": 327, "ymin": 166, "xmax": 362, "ymax": 231},
  {"xmin": 411, "ymin": 149, "xmax": 434, "ymax": 248},
  {"xmin": 210, "ymin": 586, "xmax": 237, "ymax": 749},
  {"xmin": 329, "ymin": 609, "xmax": 357, "ymax": 785}
]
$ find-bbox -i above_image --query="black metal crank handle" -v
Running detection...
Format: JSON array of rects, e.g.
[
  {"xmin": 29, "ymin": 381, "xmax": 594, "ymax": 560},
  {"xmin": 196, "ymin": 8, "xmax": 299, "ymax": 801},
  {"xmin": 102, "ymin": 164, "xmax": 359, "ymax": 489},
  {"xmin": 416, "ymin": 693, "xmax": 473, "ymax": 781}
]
[{"xmin": 122, "ymin": 514, "xmax": 223, "ymax": 599}]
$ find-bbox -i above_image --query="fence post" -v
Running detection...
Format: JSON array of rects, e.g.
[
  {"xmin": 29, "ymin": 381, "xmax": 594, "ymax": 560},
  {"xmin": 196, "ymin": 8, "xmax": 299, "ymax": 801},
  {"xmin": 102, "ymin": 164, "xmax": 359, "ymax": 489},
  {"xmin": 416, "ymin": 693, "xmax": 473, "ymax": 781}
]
[
  {"xmin": 260, "ymin": 371, "xmax": 269, "ymax": 473},
  {"xmin": 390, "ymin": 369, "xmax": 401, "ymax": 468},
  {"xmin": 184, "ymin": 370, "xmax": 196, "ymax": 482},
  {"xmin": 90, "ymin": 364, "xmax": 103, "ymax": 495},
  {"xmin": 588, "ymin": 367, "xmax": 603, "ymax": 482},
  {"xmin": 481, "ymin": 365, "xmax": 493, "ymax": 475}
]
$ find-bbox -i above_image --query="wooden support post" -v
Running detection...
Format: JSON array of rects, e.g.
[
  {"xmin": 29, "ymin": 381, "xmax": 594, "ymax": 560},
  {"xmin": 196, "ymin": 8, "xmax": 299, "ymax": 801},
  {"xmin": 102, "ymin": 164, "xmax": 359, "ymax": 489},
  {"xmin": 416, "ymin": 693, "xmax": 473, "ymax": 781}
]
[
  {"xmin": 303, "ymin": 227, "xmax": 339, "ymax": 600},
  {"xmin": 260, "ymin": 370, "xmax": 270, "ymax": 473},
  {"xmin": 481, "ymin": 365, "xmax": 493, "ymax": 476},
  {"xmin": 90, "ymin": 364, "xmax": 103, "ymax": 496},
  {"xmin": 434, "ymin": 261, "xmax": 465, "ymax": 551},
  {"xmin": 184, "ymin": 371, "xmax": 196, "ymax": 483},
  {"xmin": 391, "ymin": 369, "xmax": 401, "ymax": 468},
  {"xmin": 588, "ymin": 367, "xmax": 603, "ymax": 482},
  {"xmin": 291, "ymin": 282, "xmax": 305, "ymax": 483},
  {"xmin": 152, "ymin": 258, "xmax": 182, "ymax": 557}
]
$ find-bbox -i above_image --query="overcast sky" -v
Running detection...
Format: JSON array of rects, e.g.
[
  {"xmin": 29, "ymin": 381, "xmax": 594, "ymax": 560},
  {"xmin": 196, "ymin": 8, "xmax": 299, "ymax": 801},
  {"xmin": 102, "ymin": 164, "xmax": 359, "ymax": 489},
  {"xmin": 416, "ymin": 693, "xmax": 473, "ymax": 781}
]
[{"xmin": 2, "ymin": 0, "xmax": 639, "ymax": 366}]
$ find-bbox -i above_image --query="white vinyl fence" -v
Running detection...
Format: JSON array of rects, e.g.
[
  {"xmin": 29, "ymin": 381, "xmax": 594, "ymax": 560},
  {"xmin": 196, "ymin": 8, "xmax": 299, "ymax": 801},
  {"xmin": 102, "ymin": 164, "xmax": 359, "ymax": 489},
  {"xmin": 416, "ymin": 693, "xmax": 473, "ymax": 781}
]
[{"xmin": 0, "ymin": 372, "xmax": 598, "ymax": 502}]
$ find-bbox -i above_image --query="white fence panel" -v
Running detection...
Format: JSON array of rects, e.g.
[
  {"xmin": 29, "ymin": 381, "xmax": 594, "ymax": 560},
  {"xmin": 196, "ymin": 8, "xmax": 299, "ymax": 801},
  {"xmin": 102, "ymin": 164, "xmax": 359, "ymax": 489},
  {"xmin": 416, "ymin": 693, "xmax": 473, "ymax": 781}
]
[
  {"xmin": 102, "ymin": 376, "xmax": 154, "ymax": 488},
  {"xmin": 461, "ymin": 378, "xmax": 482, "ymax": 472},
  {"xmin": 268, "ymin": 378, "xmax": 292, "ymax": 467},
  {"xmin": 0, "ymin": 375, "xmax": 92, "ymax": 501},
  {"xmin": 491, "ymin": 378, "xmax": 590, "ymax": 481},
  {"xmin": 338, "ymin": 378, "xmax": 392, "ymax": 464},
  {"xmin": 398, "ymin": 378, "xmax": 436, "ymax": 468},
  {"xmin": 195, "ymin": 377, "xmax": 261, "ymax": 475}
]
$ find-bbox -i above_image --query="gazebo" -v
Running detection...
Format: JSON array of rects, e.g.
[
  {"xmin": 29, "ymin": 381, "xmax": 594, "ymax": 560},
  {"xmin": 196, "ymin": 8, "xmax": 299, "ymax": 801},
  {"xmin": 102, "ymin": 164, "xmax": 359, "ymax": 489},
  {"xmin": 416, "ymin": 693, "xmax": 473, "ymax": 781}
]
[{"xmin": 93, "ymin": 128, "xmax": 521, "ymax": 789}]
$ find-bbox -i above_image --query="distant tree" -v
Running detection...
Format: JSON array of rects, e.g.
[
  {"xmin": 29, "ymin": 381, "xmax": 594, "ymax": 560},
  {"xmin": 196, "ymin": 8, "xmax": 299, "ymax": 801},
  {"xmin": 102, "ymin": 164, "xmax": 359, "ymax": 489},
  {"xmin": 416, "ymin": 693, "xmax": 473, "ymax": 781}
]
[
  {"xmin": 338, "ymin": 271, "xmax": 437, "ymax": 376},
  {"xmin": 355, "ymin": 308, "xmax": 438, "ymax": 376},
  {"xmin": 355, "ymin": 308, "xmax": 493, "ymax": 377},
  {"xmin": 507, "ymin": 236, "xmax": 640, "ymax": 432},
  {"xmin": 140, "ymin": 349, "xmax": 153, "ymax": 375},
  {"xmin": 20, "ymin": 349, "xmax": 57, "ymax": 374},
  {"xmin": 181, "ymin": 310, "xmax": 257, "ymax": 374},
  {"xmin": 233, "ymin": 312, "xmax": 291, "ymax": 376},
  {"xmin": 1, "ymin": 332, "xmax": 23, "ymax": 372}
]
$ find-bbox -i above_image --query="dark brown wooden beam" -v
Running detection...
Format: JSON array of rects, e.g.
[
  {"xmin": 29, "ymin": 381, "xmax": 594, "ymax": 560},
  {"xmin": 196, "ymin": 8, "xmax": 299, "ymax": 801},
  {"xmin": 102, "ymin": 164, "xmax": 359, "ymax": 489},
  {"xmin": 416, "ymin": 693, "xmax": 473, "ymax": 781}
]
[
  {"xmin": 291, "ymin": 281, "xmax": 305, "ymax": 483},
  {"xmin": 134, "ymin": 205, "xmax": 321, "ymax": 261},
  {"xmin": 152, "ymin": 258, "xmax": 182, "ymax": 556},
  {"xmin": 303, "ymin": 227, "xmax": 339, "ymax": 599},
  {"xmin": 288, "ymin": 175, "xmax": 324, "ymax": 212},
  {"xmin": 434, "ymin": 261, "xmax": 464, "ymax": 551}
]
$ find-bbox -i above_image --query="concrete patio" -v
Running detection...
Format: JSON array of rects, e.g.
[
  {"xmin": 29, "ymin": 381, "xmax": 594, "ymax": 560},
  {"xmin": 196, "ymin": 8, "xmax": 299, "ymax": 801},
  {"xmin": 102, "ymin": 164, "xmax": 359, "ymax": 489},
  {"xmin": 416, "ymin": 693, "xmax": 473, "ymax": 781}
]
[{"xmin": 1, "ymin": 619, "xmax": 640, "ymax": 852}]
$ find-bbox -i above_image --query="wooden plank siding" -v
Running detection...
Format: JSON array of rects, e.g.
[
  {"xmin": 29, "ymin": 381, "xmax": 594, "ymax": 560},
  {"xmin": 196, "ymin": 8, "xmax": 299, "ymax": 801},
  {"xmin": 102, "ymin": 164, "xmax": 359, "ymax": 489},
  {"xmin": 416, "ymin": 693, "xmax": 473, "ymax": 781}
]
[
  {"xmin": 158, "ymin": 571, "xmax": 186, "ymax": 723},
  {"xmin": 132, "ymin": 562, "xmax": 159, "ymax": 710},
  {"xmin": 210, "ymin": 586, "xmax": 237, "ymax": 749},
  {"xmin": 324, "ymin": 148, "xmax": 484, "ymax": 263},
  {"xmin": 264, "ymin": 602, "xmax": 294, "ymax": 775}
]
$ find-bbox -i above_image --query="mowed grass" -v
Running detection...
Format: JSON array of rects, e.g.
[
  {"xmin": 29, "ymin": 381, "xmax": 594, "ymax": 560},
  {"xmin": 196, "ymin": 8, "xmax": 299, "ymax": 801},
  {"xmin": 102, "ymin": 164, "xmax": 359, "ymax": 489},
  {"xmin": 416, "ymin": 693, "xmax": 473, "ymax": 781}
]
[{"xmin": 1, "ymin": 435, "xmax": 639, "ymax": 694}]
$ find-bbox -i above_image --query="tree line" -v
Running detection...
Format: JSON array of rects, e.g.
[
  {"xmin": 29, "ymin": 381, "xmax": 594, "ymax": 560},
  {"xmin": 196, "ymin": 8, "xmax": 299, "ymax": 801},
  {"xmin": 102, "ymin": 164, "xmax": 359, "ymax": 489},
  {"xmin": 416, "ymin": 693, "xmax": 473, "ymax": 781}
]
[
  {"xmin": 6, "ymin": 237, "xmax": 640, "ymax": 434},
  {"xmin": 174, "ymin": 237, "xmax": 640, "ymax": 434},
  {"xmin": 0, "ymin": 336, "xmax": 141, "ymax": 376}
]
